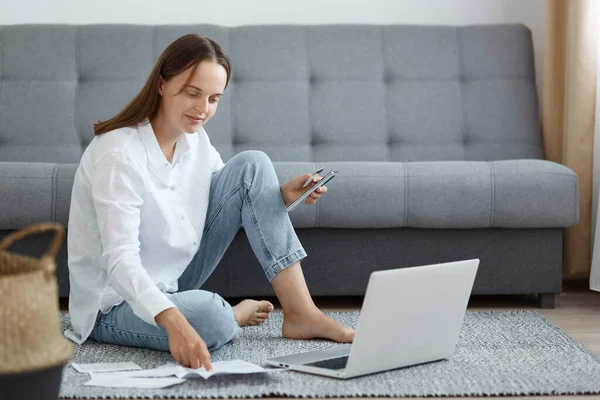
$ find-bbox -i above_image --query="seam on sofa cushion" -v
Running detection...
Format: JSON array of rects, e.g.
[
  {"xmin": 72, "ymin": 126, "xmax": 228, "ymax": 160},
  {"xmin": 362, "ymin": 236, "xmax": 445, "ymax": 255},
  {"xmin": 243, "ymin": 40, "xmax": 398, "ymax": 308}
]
[
  {"xmin": 51, "ymin": 164, "xmax": 60, "ymax": 223},
  {"xmin": 3, "ymin": 176, "xmax": 55, "ymax": 180},
  {"xmin": 378, "ymin": 26, "xmax": 391, "ymax": 161},
  {"xmin": 407, "ymin": 171, "xmax": 577, "ymax": 178},
  {"xmin": 0, "ymin": 143, "xmax": 82, "ymax": 147},
  {"xmin": 0, "ymin": 26, "xmax": 4, "ymax": 94},
  {"xmin": 74, "ymin": 26, "xmax": 83, "ymax": 150},
  {"xmin": 492, "ymin": 171, "xmax": 576, "ymax": 177},
  {"xmin": 488, "ymin": 162, "xmax": 496, "ymax": 227},
  {"xmin": 305, "ymin": 27, "xmax": 313, "ymax": 160},
  {"xmin": 456, "ymin": 27, "xmax": 468, "ymax": 159}
]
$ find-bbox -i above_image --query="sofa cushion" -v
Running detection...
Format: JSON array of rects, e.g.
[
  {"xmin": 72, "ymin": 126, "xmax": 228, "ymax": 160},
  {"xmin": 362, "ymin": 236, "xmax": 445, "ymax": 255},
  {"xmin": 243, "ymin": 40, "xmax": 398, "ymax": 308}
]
[
  {"xmin": 0, "ymin": 159, "xmax": 578, "ymax": 230},
  {"xmin": 0, "ymin": 162, "xmax": 77, "ymax": 229},
  {"xmin": 275, "ymin": 160, "xmax": 578, "ymax": 229}
]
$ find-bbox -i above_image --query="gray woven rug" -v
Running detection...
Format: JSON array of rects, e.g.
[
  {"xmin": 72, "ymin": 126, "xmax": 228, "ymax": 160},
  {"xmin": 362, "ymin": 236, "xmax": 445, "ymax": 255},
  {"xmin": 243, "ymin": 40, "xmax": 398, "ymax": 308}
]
[{"xmin": 58, "ymin": 311, "xmax": 600, "ymax": 398}]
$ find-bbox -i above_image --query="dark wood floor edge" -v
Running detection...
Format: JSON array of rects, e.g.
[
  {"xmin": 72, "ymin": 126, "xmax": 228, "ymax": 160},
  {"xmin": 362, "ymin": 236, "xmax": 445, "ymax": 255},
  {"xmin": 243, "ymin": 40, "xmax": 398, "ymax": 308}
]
[{"xmin": 58, "ymin": 288, "xmax": 600, "ymax": 313}]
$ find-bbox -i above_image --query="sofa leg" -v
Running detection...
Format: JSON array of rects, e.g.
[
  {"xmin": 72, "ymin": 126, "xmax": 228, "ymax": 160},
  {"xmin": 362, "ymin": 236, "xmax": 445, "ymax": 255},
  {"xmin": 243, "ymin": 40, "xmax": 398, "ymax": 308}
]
[{"xmin": 537, "ymin": 293, "xmax": 556, "ymax": 309}]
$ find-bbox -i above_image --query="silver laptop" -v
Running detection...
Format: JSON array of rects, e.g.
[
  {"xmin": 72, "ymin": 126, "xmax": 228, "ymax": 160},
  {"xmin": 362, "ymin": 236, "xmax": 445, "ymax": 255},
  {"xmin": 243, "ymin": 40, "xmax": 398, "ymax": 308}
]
[{"xmin": 265, "ymin": 259, "xmax": 479, "ymax": 379}]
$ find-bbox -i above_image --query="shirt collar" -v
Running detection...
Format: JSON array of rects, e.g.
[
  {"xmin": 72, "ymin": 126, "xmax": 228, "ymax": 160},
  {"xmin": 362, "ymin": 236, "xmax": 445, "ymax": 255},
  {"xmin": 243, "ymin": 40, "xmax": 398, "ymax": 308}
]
[{"xmin": 137, "ymin": 119, "xmax": 191, "ymax": 168}]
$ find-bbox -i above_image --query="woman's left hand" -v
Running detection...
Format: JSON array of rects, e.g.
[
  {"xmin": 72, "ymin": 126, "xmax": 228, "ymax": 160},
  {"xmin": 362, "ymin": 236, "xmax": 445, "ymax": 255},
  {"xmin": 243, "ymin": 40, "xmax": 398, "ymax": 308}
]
[{"xmin": 280, "ymin": 173, "xmax": 328, "ymax": 208}]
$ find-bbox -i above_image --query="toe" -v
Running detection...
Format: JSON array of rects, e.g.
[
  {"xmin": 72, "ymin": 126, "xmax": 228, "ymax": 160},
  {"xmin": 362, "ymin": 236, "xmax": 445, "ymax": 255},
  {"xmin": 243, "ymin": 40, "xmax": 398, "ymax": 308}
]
[{"xmin": 258, "ymin": 301, "xmax": 274, "ymax": 313}]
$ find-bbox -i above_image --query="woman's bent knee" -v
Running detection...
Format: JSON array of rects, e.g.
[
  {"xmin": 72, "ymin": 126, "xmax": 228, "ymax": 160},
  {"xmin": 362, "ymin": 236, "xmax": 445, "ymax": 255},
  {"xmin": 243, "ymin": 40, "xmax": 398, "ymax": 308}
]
[
  {"xmin": 233, "ymin": 150, "xmax": 272, "ymax": 171},
  {"xmin": 174, "ymin": 291, "xmax": 240, "ymax": 350}
]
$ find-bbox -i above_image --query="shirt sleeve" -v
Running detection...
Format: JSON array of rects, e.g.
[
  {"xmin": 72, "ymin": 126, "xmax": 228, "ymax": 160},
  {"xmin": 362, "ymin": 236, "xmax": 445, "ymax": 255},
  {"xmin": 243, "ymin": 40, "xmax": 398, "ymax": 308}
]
[{"xmin": 91, "ymin": 150, "xmax": 176, "ymax": 327}]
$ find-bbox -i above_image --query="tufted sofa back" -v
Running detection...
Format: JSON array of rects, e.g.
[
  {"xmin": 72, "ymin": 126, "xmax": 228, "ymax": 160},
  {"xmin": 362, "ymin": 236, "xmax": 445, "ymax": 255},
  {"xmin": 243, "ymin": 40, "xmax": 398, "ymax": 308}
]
[{"xmin": 0, "ymin": 24, "xmax": 541, "ymax": 163}]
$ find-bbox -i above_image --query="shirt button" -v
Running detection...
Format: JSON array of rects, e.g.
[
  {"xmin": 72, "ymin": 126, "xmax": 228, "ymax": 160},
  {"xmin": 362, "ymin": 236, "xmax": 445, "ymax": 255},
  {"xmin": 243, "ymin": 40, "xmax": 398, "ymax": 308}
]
[
  {"xmin": 193, "ymin": 241, "xmax": 197, "ymax": 246},
  {"xmin": 170, "ymin": 185, "xmax": 176, "ymax": 191},
  {"xmin": 180, "ymin": 216, "xmax": 185, "ymax": 220}
]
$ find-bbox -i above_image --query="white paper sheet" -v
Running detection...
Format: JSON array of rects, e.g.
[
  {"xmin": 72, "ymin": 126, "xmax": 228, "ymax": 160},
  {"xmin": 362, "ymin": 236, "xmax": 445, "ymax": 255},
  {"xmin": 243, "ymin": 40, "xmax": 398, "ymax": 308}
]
[
  {"xmin": 178, "ymin": 360, "xmax": 268, "ymax": 379},
  {"xmin": 84, "ymin": 375, "xmax": 185, "ymax": 389},
  {"xmin": 71, "ymin": 362, "xmax": 142, "ymax": 373},
  {"xmin": 92, "ymin": 364, "xmax": 184, "ymax": 378},
  {"xmin": 80, "ymin": 360, "xmax": 286, "ymax": 388},
  {"xmin": 93, "ymin": 360, "xmax": 271, "ymax": 380}
]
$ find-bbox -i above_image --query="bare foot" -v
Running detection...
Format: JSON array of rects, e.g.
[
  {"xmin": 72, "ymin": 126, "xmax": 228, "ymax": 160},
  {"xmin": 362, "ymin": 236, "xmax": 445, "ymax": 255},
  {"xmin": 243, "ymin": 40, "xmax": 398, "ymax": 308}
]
[
  {"xmin": 232, "ymin": 299, "xmax": 274, "ymax": 327},
  {"xmin": 282, "ymin": 308, "xmax": 355, "ymax": 343}
]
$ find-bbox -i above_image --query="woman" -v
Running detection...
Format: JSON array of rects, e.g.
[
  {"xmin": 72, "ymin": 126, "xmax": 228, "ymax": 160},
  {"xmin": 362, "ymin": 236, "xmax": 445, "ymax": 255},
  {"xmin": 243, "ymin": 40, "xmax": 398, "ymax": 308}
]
[{"xmin": 64, "ymin": 34, "xmax": 354, "ymax": 371}]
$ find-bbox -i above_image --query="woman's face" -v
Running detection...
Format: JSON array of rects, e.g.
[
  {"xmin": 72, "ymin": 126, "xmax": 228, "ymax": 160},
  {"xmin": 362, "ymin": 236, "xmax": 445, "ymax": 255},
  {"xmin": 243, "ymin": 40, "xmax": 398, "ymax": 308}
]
[{"xmin": 157, "ymin": 60, "xmax": 227, "ymax": 134}]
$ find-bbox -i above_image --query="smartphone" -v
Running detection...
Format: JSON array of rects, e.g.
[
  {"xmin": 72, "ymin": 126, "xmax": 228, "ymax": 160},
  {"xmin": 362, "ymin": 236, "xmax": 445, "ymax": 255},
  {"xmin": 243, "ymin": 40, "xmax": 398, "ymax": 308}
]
[{"xmin": 285, "ymin": 170, "xmax": 338, "ymax": 213}]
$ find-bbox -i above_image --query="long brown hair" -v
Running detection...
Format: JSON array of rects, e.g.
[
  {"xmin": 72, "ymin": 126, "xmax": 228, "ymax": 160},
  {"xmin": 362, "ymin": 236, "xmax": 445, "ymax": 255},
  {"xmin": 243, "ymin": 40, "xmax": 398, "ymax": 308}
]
[{"xmin": 93, "ymin": 34, "xmax": 231, "ymax": 135}]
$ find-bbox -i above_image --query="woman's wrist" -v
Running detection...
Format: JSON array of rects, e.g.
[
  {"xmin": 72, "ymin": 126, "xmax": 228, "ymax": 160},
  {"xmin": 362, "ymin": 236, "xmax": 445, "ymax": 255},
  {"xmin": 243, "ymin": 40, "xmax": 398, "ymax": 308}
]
[
  {"xmin": 280, "ymin": 185, "xmax": 291, "ymax": 207},
  {"xmin": 155, "ymin": 307, "xmax": 183, "ymax": 330}
]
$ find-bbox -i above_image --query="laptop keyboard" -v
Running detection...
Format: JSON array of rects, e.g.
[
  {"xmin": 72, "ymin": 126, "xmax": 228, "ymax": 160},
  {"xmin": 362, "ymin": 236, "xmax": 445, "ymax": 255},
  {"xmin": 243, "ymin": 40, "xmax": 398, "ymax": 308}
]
[{"xmin": 304, "ymin": 356, "xmax": 349, "ymax": 370}]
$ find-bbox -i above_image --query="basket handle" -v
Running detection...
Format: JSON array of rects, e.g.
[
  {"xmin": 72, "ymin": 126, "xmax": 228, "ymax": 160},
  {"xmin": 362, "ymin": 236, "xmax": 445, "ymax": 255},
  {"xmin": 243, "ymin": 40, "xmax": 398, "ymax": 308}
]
[{"xmin": 0, "ymin": 222, "xmax": 65, "ymax": 280}]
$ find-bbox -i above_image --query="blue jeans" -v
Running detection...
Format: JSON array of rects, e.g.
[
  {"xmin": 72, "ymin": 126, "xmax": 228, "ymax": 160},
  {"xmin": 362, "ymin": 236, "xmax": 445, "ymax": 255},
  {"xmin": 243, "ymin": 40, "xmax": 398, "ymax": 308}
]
[{"xmin": 89, "ymin": 151, "xmax": 307, "ymax": 352}]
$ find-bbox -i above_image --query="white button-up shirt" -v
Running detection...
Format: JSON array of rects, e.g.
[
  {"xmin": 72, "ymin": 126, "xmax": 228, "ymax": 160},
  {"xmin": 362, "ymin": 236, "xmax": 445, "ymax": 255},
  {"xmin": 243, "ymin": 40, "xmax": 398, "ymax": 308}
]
[{"xmin": 64, "ymin": 119, "xmax": 224, "ymax": 344}]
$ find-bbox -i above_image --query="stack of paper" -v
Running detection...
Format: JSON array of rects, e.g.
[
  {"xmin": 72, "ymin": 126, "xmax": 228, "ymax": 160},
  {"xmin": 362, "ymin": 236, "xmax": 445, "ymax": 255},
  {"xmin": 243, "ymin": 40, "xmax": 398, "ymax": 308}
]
[{"xmin": 71, "ymin": 360, "xmax": 285, "ymax": 388}]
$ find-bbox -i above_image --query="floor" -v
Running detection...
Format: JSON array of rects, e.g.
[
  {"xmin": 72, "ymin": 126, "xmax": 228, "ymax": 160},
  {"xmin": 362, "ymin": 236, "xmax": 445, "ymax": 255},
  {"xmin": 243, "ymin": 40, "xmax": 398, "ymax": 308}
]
[{"xmin": 60, "ymin": 280, "xmax": 600, "ymax": 400}]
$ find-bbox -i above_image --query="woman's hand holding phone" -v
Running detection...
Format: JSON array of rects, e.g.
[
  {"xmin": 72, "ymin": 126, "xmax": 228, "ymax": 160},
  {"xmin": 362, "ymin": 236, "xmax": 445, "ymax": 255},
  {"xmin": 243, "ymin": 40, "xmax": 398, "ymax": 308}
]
[{"xmin": 280, "ymin": 169, "xmax": 337, "ymax": 212}]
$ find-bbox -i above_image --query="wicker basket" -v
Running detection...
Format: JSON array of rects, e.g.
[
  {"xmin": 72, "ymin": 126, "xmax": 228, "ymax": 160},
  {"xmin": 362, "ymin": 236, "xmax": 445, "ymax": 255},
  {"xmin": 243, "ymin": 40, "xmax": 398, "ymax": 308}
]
[{"xmin": 0, "ymin": 222, "xmax": 72, "ymax": 374}]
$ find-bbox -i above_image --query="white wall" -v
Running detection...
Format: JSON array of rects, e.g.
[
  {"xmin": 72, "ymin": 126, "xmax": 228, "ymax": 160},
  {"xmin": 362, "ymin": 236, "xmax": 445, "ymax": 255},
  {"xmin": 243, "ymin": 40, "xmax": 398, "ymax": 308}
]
[{"xmin": 0, "ymin": 0, "xmax": 546, "ymax": 89}]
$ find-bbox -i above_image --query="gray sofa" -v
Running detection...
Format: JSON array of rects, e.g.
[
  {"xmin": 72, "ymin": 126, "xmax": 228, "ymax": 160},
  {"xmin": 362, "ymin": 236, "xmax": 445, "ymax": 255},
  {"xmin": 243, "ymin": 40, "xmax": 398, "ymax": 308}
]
[{"xmin": 0, "ymin": 24, "xmax": 579, "ymax": 308}]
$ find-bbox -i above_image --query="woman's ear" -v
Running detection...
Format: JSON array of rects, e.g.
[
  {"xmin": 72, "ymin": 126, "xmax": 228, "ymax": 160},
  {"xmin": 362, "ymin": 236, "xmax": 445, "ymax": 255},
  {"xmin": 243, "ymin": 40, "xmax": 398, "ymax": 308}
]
[{"xmin": 157, "ymin": 75, "xmax": 164, "ymax": 96}]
